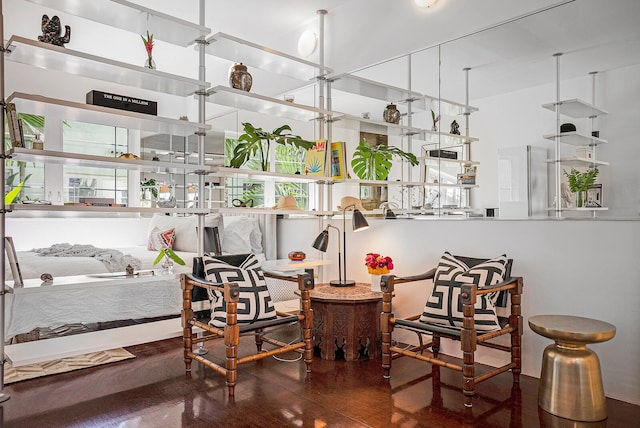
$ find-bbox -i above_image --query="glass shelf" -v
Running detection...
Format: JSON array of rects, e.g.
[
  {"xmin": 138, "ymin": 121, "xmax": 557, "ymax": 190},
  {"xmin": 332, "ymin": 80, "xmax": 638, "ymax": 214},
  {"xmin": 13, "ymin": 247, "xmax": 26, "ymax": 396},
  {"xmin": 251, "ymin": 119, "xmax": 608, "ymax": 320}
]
[
  {"xmin": 205, "ymin": 32, "xmax": 332, "ymax": 81},
  {"xmin": 8, "ymin": 148, "xmax": 213, "ymax": 174},
  {"xmin": 214, "ymin": 207, "xmax": 334, "ymax": 216},
  {"xmin": 7, "ymin": 92, "xmax": 209, "ymax": 137},
  {"xmin": 542, "ymin": 98, "xmax": 608, "ymax": 118},
  {"xmin": 543, "ymin": 132, "xmax": 608, "ymax": 146},
  {"xmin": 330, "ymin": 113, "xmax": 423, "ymax": 137},
  {"xmin": 205, "ymin": 86, "xmax": 329, "ymax": 122},
  {"xmin": 420, "ymin": 156, "xmax": 480, "ymax": 166},
  {"xmin": 546, "ymin": 157, "xmax": 609, "ymax": 167},
  {"xmin": 329, "ymin": 74, "xmax": 478, "ymax": 115},
  {"xmin": 24, "ymin": 0, "xmax": 210, "ymax": 46},
  {"xmin": 5, "ymin": 36, "xmax": 208, "ymax": 97},
  {"xmin": 215, "ymin": 167, "xmax": 330, "ymax": 183},
  {"xmin": 8, "ymin": 204, "xmax": 210, "ymax": 214}
]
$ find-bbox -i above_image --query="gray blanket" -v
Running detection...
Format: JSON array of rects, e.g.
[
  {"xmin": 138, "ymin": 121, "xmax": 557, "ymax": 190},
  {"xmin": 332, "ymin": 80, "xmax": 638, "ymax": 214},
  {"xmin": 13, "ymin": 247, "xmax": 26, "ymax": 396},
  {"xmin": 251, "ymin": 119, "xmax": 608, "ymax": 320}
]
[{"xmin": 32, "ymin": 243, "xmax": 142, "ymax": 273}]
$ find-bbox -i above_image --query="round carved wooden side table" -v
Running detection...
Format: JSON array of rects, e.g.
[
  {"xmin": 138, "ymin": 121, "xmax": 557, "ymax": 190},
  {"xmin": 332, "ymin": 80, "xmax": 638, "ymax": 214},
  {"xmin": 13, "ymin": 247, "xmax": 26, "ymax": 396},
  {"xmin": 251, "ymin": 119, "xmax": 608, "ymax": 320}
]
[{"xmin": 529, "ymin": 314, "xmax": 616, "ymax": 422}]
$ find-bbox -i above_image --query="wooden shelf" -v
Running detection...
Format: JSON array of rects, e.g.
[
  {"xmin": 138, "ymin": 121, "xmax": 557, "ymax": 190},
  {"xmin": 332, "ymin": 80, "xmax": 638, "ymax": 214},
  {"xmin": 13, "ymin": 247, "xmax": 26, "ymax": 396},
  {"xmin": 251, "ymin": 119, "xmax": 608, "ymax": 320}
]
[
  {"xmin": 24, "ymin": 0, "xmax": 210, "ymax": 46},
  {"xmin": 421, "ymin": 156, "xmax": 480, "ymax": 166},
  {"xmin": 213, "ymin": 207, "xmax": 334, "ymax": 216},
  {"xmin": 7, "ymin": 148, "xmax": 213, "ymax": 174},
  {"xmin": 205, "ymin": 32, "xmax": 332, "ymax": 81},
  {"xmin": 542, "ymin": 98, "xmax": 608, "ymax": 118},
  {"xmin": 5, "ymin": 36, "xmax": 208, "ymax": 97},
  {"xmin": 543, "ymin": 132, "xmax": 608, "ymax": 146},
  {"xmin": 546, "ymin": 157, "xmax": 609, "ymax": 167},
  {"xmin": 7, "ymin": 92, "xmax": 209, "ymax": 137},
  {"xmin": 8, "ymin": 204, "xmax": 210, "ymax": 214},
  {"xmin": 215, "ymin": 167, "xmax": 329, "ymax": 183},
  {"xmin": 206, "ymin": 85, "xmax": 328, "ymax": 122}
]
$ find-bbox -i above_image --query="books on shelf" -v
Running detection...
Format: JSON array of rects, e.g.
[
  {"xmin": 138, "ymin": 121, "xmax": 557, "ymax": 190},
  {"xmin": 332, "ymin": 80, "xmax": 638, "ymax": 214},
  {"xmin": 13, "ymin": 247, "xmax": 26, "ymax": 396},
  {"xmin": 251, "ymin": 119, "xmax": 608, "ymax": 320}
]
[
  {"xmin": 331, "ymin": 141, "xmax": 347, "ymax": 180},
  {"xmin": 6, "ymin": 102, "xmax": 24, "ymax": 148},
  {"xmin": 457, "ymin": 166, "xmax": 477, "ymax": 185},
  {"xmin": 428, "ymin": 149, "xmax": 458, "ymax": 159},
  {"xmin": 304, "ymin": 140, "xmax": 327, "ymax": 176}
]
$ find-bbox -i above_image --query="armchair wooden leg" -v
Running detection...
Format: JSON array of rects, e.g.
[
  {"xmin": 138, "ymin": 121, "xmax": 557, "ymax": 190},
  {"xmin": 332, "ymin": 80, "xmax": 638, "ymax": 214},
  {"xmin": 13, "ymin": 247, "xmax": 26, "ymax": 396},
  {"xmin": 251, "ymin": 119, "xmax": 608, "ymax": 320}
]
[
  {"xmin": 254, "ymin": 330, "xmax": 264, "ymax": 353},
  {"xmin": 510, "ymin": 280, "xmax": 523, "ymax": 383},
  {"xmin": 432, "ymin": 334, "xmax": 441, "ymax": 358},
  {"xmin": 181, "ymin": 276, "xmax": 194, "ymax": 372},
  {"xmin": 225, "ymin": 296, "xmax": 239, "ymax": 397},
  {"xmin": 300, "ymin": 288, "xmax": 313, "ymax": 373}
]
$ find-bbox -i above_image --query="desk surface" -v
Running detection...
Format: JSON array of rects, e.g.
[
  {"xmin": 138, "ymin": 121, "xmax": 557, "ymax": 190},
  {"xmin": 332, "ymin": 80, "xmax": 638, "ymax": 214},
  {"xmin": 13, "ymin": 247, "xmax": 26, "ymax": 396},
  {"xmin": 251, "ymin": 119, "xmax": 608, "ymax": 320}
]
[{"xmin": 309, "ymin": 282, "xmax": 382, "ymax": 303}]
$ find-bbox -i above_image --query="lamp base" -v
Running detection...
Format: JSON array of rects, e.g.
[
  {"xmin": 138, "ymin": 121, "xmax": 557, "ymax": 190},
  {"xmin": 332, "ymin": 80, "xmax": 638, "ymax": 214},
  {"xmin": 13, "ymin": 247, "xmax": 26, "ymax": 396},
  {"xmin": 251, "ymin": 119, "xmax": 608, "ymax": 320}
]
[{"xmin": 329, "ymin": 279, "xmax": 356, "ymax": 287}]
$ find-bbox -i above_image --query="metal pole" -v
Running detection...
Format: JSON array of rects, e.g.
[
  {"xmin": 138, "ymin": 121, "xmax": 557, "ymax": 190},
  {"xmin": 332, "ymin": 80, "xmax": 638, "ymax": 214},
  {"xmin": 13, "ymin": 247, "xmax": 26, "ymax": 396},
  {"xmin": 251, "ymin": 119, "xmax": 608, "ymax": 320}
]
[
  {"xmin": 554, "ymin": 53, "xmax": 562, "ymax": 218},
  {"xmin": 196, "ymin": 0, "xmax": 206, "ymax": 255},
  {"xmin": 463, "ymin": 67, "xmax": 471, "ymax": 210},
  {"xmin": 0, "ymin": 0, "xmax": 11, "ymax": 403}
]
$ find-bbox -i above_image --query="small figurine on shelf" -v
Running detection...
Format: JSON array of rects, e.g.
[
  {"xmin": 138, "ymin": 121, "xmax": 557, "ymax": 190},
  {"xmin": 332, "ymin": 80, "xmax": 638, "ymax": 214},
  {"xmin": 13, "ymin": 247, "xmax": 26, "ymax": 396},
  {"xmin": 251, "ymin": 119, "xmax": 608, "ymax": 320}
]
[
  {"xmin": 141, "ymin": 31, "xmax": 155, "ymax": 69},
  {"xmin": 431, "ymin": 109, "xmax": 440, "ymax": 132},
  {"xmin": 38, "ymin": 15, "xmax": 70, "ymax": 47},
  {"xmin": 450, "ymin": 120, "xmax": 460, "ymax": 135}
]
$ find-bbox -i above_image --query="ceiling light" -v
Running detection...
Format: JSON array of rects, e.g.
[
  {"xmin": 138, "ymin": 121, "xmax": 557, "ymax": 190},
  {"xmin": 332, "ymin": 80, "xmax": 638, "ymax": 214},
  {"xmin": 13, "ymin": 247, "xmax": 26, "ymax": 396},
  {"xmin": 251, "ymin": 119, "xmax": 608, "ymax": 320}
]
[
  {"xmin": 297, "ymin": 30, "xmax": 317, "ymax": 58},
  {"xmin": 414, "ymin": 0, "xmax": 439, "ymax": 8}
]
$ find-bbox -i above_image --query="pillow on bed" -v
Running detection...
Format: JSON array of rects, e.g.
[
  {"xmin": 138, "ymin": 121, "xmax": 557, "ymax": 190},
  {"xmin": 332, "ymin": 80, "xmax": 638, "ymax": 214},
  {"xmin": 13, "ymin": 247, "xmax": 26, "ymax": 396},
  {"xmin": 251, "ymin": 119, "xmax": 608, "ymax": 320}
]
[
  {"xmin": 203, "ymin": 253, "xmax": 276, "ymax": 327},
  {"xmin": 222, "ymin": 216, "xmax": 263, "ymax": 255},
  {"xmin": 147, "ymin": 227, "xmax": 175, "ymax": 250},
  {"xmin": 147, "ymin": 214, "xmax": 223, "ymax": 253}
]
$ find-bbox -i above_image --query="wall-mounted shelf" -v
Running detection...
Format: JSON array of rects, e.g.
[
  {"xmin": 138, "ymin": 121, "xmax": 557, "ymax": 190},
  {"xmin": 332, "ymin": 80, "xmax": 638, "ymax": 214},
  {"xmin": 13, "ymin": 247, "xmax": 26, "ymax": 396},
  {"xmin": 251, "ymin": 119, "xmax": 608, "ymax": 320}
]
[
  {"xmin": 7, "ymin": 148, "xmax": 212, "ymax": 174},
  {"xmin": 205, "ymin": 85, "xmax": 328, "ymax": 122},
  {"xmin": 542, "ymin": 98, "xmax": 609, "ymax": 118},
  {"xmin": 5, "ymin": 36, "xmax": 208, "ymax": 96},
  {"xmin": 543, "ymin": 132, "xmax": 608, "ymax": 146},
  {"xmin": 7, "ymin": 92, "xmax": 209, "ymax": 137},
  {"xmin": 8, "ymin": 204, "xmax": 210, "ymax": 214},
  {"xmin": 205, "ymin": 32, "xmax": 332, "ymax": 81},
  {"xmin": 24, "ymin": 0, "xmax": 211, "ymax": 46}
]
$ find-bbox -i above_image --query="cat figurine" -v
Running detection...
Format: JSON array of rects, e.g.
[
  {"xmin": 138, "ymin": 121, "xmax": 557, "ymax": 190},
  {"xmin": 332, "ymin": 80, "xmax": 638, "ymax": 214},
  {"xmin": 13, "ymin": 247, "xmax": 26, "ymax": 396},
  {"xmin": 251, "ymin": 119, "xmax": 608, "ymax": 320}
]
[{"xmin": 38, "ymin": 15, "xmax": 71, "ymax": 47}]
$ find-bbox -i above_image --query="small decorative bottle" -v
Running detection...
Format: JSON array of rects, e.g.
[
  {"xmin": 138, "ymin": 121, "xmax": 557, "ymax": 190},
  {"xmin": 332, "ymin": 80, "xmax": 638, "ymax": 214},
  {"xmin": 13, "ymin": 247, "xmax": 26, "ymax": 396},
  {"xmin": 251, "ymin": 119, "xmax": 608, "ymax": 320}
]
[
  {"xmin": 383, "ymin": 103, "xmax": 401, "ymax": 124},
  {"xmin": 32, "ymin": 133, "xmax": 44, "ymax": 150},
  {"xmin": 229, "ymin": 63, "xmax": 253, "ymax": 92}
]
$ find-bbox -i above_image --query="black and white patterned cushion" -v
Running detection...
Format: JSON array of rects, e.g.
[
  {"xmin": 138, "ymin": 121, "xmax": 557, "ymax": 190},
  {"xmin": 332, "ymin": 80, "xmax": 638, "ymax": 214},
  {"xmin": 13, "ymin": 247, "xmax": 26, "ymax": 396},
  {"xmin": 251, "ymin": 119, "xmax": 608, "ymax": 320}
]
[
  {"xmin": 203, "ymin": 253, "xmax": 276, "ymax": 327},
  {"xmin": 420, "ymin": 252, "xmax": 508, "ymax": 332}
]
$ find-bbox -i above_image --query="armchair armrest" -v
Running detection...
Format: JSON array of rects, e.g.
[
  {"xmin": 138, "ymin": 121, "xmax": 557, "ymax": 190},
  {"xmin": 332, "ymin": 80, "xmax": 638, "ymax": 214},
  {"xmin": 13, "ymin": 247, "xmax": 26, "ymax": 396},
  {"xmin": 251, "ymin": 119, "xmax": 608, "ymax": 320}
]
[
  {"xmin": 476, "ymin": 276, "xmax": 523, "ymax": 296},
  {"xmin": 181, "ymin": 272, "xmax": 228, "ymax": 293}
]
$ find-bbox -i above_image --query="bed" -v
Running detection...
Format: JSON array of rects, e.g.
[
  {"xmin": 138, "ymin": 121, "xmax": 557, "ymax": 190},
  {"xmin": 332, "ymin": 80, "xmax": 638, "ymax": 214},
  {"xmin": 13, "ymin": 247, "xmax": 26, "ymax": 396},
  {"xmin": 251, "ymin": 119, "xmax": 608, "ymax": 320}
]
[{"xmin": 4, "ymin": 213, "xmax": 278, "ymax": 341}]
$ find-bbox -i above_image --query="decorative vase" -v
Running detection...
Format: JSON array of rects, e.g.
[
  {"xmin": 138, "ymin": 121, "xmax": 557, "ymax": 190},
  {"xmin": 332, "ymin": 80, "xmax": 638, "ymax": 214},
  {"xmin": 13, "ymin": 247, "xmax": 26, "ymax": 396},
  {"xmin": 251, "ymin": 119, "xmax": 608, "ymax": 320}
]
[
  {"xmin": 161, "ymin": 255, "xmax": 173, "ymax": 273},
  {"xmin": 229, "ymin": 62, "xmax": 252, "ymax": 92},
  {"xmin": 383, "ymin": 103, "xmax": 401, "ymax": 124},
  {"xmin": 371, "ymin": 274, "xmax": 382, "ymax": 292},
  {"xmin": 576, "ymin": 191, "xmax": 585, "ymax": 208},
  {"xmin": 145, "ymin": 56, "xmax": 156, "ymax": 70}
]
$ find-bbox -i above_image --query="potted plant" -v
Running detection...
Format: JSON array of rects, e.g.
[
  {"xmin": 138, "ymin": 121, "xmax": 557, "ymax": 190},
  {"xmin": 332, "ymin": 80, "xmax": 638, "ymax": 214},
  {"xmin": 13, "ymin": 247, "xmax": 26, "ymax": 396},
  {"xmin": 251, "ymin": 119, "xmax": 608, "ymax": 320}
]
[
  {"xmin": 229, "ymin": 122, "xmax": 316, "ymax": 171},
  {"xmin": 351, "ymin": 138, "xmax": 419, "ymax": 181},
  {"xmin": 153, "ymin": 247, "xmax": 185, "ymax": 272},
  {"xmin": 564, "ymin": 167, "xmax": 599, "ymax": 208}
]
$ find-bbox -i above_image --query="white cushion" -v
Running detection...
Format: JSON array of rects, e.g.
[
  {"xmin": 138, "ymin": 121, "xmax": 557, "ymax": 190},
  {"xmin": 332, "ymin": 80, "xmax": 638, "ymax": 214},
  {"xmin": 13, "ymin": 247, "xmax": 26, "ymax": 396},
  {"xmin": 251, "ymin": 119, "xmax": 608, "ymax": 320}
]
[
  {"xmin": 222, "ymin": 216, "xmax": 262, "ymax": 255},
  {"xmin": 147, "ymin": 214, "xmax": 223, "ymax": 253}
]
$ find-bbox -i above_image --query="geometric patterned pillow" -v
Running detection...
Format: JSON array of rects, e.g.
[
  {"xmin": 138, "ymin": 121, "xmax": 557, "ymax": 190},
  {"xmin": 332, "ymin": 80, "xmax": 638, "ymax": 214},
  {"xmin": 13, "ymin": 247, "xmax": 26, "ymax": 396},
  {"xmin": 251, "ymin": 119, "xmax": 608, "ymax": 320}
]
[
  {"xmin": 203, "ymin": 253, "xmax": 276, "ymax": 328},
  {"xmin": 147, "ymin": 227, "xmax": 176, "ymax": 251},
  {"xmin": 419, "ymin": 251, "xmax": 508, "ymax": 332}
]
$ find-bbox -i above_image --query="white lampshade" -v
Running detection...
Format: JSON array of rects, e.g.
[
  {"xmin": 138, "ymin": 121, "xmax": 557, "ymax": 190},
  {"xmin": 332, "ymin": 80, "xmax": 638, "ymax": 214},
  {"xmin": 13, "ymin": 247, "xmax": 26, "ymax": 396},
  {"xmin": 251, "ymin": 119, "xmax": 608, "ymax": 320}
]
[
  {"xmin": 414, "ymin": 0, "xmax": 439, "ymax": 8},
  {"xmin": 297, "ymin": 30, "xmax": 317, "ymax": 58}
]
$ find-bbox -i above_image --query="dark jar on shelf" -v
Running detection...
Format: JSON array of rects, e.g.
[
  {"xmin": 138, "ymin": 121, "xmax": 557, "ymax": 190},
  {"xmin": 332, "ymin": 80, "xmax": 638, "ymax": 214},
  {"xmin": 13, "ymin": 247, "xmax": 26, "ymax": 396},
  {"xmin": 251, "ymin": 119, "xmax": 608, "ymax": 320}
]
[
  {"xmin": 229, "ymin": 62, "xmax": 253, "ymax": 92},
  {"xmin": 383, "ymin": 103, "xmax": 401, "ymax": 124}
]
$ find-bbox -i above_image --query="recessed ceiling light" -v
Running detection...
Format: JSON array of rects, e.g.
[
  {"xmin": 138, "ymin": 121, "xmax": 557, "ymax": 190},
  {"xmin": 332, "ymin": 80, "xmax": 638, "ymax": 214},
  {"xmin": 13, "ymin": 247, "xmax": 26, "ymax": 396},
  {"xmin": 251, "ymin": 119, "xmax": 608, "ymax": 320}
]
[{"xmin": 414, "ymin": 0, "xmax": 439, "ymax": 8}]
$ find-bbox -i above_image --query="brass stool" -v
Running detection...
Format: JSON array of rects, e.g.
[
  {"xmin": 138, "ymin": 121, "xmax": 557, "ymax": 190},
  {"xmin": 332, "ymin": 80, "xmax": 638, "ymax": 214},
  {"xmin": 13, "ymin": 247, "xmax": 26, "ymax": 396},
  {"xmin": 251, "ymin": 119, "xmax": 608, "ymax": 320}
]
[{"xmin": 529, "ymin": 315, "xmax": 616, "ymax": 422}]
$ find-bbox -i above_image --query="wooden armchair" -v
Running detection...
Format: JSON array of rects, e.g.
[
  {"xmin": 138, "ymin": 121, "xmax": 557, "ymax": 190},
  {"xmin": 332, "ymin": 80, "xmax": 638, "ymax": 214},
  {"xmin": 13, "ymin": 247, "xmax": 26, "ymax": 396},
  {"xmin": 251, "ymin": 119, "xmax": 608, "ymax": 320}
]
[
  {"xmin": 380, "ymin": 252, "xmax": 523, "ymax": 408},
  {"xmin": 181, "ymin": 254, "xmax": 314, "ymax": 396}
]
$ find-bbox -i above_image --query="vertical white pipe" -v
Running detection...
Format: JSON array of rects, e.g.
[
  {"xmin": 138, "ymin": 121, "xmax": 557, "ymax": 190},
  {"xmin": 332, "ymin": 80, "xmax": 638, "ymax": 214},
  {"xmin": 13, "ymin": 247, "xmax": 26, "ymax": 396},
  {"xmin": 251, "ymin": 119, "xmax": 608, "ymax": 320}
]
[
  {"xmin": 463, "ymin": 67, "xmax": 471, "ymax": 210},
  {"xmin": 554, "ymin": 53, "xmax": 562, "ymax": 218},
  {"xmin": 196, "ymin": 0, "xmax": 206, "ymax": 255}
]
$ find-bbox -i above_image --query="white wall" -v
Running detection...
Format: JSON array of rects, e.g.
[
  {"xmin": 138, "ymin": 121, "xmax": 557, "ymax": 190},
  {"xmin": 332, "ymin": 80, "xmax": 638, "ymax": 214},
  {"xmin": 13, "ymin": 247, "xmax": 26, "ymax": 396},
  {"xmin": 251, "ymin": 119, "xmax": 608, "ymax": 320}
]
[{"xmin": 278, "ymin": 217, "xmax": 640, "ymax": 405}]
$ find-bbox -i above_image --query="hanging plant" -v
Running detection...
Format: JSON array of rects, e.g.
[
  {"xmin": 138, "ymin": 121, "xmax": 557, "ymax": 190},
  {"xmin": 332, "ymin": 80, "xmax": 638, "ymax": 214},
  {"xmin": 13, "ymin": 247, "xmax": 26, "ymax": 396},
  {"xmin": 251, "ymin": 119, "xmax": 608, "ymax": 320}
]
[{"xmin": 351, "ymin": 138, "xmax": 418, "ymax": 181}]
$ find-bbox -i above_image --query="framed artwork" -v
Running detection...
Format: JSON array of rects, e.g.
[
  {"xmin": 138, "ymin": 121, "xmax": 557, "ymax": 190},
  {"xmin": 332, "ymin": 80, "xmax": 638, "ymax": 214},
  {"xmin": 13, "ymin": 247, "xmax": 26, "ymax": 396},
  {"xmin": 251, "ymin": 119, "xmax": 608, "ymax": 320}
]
[{"xmin": 585, "ymin": 184, "xmax": 603, "ymax": 208}]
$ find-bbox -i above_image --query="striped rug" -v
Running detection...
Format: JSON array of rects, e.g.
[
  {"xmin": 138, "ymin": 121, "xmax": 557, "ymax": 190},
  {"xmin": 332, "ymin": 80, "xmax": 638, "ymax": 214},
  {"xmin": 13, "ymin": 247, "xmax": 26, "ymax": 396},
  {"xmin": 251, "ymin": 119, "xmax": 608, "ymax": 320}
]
[{"xmin": 4, "ymin": 348, "xmax": 135, "ymax": 384}]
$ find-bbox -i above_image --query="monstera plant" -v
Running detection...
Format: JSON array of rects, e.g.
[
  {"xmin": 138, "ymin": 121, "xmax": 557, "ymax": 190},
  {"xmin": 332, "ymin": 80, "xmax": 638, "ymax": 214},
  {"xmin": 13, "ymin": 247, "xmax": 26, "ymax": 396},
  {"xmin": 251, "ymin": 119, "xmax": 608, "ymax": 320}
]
[
  {"xmin": 229, "ymin": 122, "xmax": 315, "ymax": 171},
  {"xmin": 351, "ymin": 138, "xmax": 419, "ymax": 180}
]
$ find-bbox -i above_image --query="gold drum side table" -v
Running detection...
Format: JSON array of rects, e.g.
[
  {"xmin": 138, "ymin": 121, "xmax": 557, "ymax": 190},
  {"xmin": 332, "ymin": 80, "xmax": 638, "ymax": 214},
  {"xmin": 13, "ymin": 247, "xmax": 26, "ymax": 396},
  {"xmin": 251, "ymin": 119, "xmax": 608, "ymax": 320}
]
[{"xmin": 528, "ymin": 315, "xmax": 616, "ymax": 422}]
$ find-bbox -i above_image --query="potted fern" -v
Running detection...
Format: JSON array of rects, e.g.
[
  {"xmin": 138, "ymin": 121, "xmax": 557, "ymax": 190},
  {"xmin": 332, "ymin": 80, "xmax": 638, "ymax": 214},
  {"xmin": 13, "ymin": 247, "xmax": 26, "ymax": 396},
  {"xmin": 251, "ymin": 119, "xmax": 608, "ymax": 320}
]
[{"xmin": 564, "ymin": 167, "xmax": 599, "ymax": 208}]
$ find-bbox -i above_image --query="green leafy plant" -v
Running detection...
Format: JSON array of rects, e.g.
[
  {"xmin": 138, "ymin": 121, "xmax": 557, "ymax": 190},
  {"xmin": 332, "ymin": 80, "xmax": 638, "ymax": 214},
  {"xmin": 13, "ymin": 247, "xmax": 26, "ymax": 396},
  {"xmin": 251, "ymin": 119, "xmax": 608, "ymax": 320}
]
[
  {"xmin": 140, "ymin": 178, "xmax": 158, "ymax": 198},
  {"xmin": 229, "ymin": 122, "xmax": 315, "ymax": 171},
  {"xmin": 564, "ymin": 167, "xmax": 599, "ymax": 193},
  {"xmin": 153, "ymin": 247, "xmax": 185, "ymax": 266},
  {"xmin": 5, "ymin": 175, "xmax": 31, "ymax": 204},
  {"xmin": 351, "ymin": 138, "xmax": 419, "ymax": 180}
]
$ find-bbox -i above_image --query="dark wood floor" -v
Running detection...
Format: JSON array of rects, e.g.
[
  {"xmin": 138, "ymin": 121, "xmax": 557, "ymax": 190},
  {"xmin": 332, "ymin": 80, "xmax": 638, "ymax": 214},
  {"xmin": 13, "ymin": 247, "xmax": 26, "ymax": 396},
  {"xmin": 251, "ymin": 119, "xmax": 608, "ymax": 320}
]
[{"xmin": 2, "ymin": 337, "xmax": 638, "ymax": 427}]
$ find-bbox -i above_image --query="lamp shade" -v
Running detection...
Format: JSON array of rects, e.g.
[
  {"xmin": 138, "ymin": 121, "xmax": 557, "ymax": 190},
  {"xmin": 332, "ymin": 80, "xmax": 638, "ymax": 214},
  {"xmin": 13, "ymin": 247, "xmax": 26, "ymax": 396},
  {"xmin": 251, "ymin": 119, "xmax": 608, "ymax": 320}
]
[
  {"xmin": 352, "ymin": 209, "xmax": 369, "ymax": 231},
  {"xmin": 384, "ymin": 207, "xmax": 397, "ymax": 219},
  {"xmin": 311, "ymin": 229, "xmax": 329, "ymax": 252}
]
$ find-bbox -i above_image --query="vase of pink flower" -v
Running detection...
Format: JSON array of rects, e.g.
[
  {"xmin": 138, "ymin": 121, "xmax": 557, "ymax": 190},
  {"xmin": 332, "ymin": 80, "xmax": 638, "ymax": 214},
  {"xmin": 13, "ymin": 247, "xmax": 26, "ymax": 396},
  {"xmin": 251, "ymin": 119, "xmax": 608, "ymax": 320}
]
[
  {"xmin": 365, "ymin": 253, "xmax": 394, "ymax": 292},
  {"xmin": 141, "ymin": 31, "xmax": 155, "ymax": 69}
]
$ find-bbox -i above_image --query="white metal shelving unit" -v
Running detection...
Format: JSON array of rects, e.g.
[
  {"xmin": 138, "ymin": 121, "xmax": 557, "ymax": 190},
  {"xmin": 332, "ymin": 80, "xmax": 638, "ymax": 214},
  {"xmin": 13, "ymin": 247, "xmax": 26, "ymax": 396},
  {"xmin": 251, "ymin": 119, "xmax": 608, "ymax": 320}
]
[
  {"xmin": 544, "ymin": 54, "xmax": 609, "ymax": 217},
  {"xmin": 0, "ymin": 0, "xmax": 213, "ymax": 399}
]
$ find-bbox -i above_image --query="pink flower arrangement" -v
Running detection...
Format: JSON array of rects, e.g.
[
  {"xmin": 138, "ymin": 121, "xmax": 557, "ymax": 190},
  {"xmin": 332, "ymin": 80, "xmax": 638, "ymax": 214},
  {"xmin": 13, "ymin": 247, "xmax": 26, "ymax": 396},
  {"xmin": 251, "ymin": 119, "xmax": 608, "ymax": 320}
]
[
  {"xmin": 141, "ymin": 31, "xmax": 154, "ymax": 58},
  {"xmin": 365, "ymin": 253, "xmax": 394, "ymax": 275}
]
